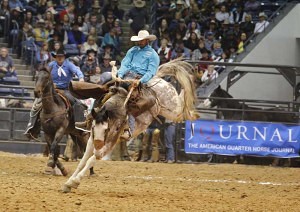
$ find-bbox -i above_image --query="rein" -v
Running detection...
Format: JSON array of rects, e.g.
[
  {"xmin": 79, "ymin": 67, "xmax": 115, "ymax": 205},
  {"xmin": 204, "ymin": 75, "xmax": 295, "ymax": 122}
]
[{"xmin": 37, "ymin": 67, "xmax": 69, "ymax": 121}]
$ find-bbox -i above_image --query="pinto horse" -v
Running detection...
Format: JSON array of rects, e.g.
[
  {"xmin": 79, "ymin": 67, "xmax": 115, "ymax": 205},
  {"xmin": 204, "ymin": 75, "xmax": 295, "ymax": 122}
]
[
  {"xmin": 34, "ymin": 67, "xmax": 90, "ymax": 176},
  {"xmin": 62, "ymin": 59, "xmax": 199, "ymax": 192}
]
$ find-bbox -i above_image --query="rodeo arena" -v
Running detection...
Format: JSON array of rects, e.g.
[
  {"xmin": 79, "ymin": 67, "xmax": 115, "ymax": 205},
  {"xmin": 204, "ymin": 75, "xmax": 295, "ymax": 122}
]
[{"xmin": 0, "ymin": 0, "xmax": 300, "ymax": 211}]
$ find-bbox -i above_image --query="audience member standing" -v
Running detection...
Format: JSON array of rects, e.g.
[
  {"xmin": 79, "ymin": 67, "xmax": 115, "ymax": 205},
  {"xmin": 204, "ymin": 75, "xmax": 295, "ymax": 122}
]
[
  {"xmin": 33, "ymin": 19, "xmax": 50, "ymax": 47},
  {"xmin": 102, "ymin": 0, "xmax": 124, "ymax": 20},
  {"xmin": 254, "ymin": 12, "xmax": 269, "ymax": 34},
  {"xmin": 127, "ymin": 0, "xmax": 149, "ymax": 35},
  {"xmin": 164, "ymin": 119, "xmax": 176, "ymax": 163},
  {"xmin": 240, "ymin": 14, "xmax": 255, "ymax": 38}
]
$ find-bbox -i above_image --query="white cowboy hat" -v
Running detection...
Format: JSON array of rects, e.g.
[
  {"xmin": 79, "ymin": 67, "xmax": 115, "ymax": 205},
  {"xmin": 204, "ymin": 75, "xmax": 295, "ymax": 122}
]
[
  {"xmin": 133, "ymin": 0, "xmax": 146, "ymax": 8},
  {"xmin": 176, "ymin": 0, "xmax": 185, "ymax": 4},
  {"xmin": 259, "ymin": 12, "xmax": 268, "ymax": 18},
  {"xmin": 130, "ymin": 30, "xmax": 157, "ymax": 42}
]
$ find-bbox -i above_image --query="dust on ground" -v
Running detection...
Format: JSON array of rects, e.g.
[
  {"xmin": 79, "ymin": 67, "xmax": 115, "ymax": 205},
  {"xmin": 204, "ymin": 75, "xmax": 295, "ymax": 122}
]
[{"xmin": 0, "ymin": 151, "xmax": 299, "ymax": 212}]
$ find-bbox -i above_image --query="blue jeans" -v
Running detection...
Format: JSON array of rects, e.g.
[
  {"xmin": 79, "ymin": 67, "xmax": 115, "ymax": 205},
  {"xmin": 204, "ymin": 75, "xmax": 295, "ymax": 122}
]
[{"xmin": 164, "ymin": 123, "xmax": 175, "ymax": 161}]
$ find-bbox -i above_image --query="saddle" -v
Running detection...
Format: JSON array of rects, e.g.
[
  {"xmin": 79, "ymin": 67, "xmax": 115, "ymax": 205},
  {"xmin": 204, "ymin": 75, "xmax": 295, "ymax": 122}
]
[
  {"xmin": 55, "ymin": 89, "xmax": 71, "ymax": 111},
  {"xmin": 127, "ymin": 85, "xmax": 157, "ymax": 117}
]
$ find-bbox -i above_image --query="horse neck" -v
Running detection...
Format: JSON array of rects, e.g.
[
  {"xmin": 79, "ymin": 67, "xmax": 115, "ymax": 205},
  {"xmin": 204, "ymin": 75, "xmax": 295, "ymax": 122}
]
[{"xmin": 41, "ymin": 82, "xmax": 59, "ymax": 113}]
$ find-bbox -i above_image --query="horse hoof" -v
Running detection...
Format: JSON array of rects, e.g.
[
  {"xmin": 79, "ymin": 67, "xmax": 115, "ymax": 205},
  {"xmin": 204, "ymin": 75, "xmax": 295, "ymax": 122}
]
[
  {"xmin": 61, "ymin": 168, "xmax": 68, "ymax": 176},
  {"xmin": 70, "ymin": 179, "xmax": 80, "ymax": 189},
  {"xmin": 44, "ymin": 167, "xmax": 54, "ymax": 175},
  {"xmin": 47, "ymin": 160, "xmax": 55, "ymax": 168},
  {"xmin": 89, "ymin": 173, "xmax": 97, "ymax": 177},
  {"xmin": 62, "ymin": 184, "xmax": 72, "ymax": 193}
]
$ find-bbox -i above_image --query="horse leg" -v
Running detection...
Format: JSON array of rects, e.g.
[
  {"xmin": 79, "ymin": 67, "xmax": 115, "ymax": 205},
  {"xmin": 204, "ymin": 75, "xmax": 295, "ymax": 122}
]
[
  {"xmin": 44, "ymin": 134, "xmax": 56, "ymax": 168},
  {"xmin": 65, "ymin": 138, "xmax": 118, "ymax": 192},
  {"xmin": 70, "ymin": 132, "xmax": 94, "ymax": 175},
  {"xmin": 63, "ymin": 134, "xmax": 94, "ymax": 193},
  {"xmin": 50, "ymin": 128, "xmax": 66, "ymax": 174}
]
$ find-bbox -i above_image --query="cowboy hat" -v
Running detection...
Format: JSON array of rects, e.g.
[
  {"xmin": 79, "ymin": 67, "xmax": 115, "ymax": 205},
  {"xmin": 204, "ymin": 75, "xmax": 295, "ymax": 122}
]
[
  {"xmin": 176, "ymin": 0, "xmax": 184, "ymax": 4},
  {"xmin": 37, "ymin": 19, "xmax": 45, "ymax": 24},
  {"xmin": 103, "ymin": 54, "xmax": 112, "ymax": 60},
  {"xmin": 86, "ymin": 48, "xmax": 97, "ymax": 56},
  {"xmin": 259, "ymin": 12, "xmax": 268, "ymax": 18},
  {"xmin": 12, "ymin": 7, "xmax": 22, "ymax": 12},
  {"xmin": 130, "ymin": 30, "xmax": 157, "ymax": 42},
  {"xmin": 92, "ymin": 0, "xmax": 101, "ymax": 8},
  {"xmin": 133, "ymin": 0, "xmax": 146, "ymax": 8},
  {"xmin": 52, "ymin": 49, "xmax": 66, "ymax": 57}
]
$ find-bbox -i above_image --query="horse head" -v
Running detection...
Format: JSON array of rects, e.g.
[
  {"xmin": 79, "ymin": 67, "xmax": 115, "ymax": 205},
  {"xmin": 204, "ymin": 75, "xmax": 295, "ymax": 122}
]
[
  {"xmin": 34, "ymin": 66, "xmax": 52, "ymax": 98},
  {"xmin": 92, "ymin": 86, "xmax": 129, "ymax": 149},
  {"xmin": 203, "ymin": 86, "xmax": 233, "ymax": 108}
]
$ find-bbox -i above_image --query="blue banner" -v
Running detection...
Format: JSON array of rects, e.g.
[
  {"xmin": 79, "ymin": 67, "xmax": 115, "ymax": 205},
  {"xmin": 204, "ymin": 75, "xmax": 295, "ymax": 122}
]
[{"xmin": 185, "ymin": 120, "xmax": 300, "ymax": 158}]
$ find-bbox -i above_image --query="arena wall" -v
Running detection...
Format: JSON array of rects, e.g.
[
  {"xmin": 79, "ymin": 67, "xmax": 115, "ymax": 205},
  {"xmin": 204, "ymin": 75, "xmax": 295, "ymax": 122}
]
[{"xmin": 222, "ymin": 4, "xmax": 300, "ymax": 101}]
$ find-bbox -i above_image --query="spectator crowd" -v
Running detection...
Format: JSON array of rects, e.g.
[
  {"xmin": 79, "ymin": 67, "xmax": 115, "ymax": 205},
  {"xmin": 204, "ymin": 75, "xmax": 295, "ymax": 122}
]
[
  {"xmin": 152, "ymin": 0, "xmax": 272, "ymax": 85},
  {"xmin": 0, "ymin": 0, "xmax": 275, "ymax": 86},
  {"xmin": 0, "ymin": 0, "xmax": 281, "ymax": 162}
]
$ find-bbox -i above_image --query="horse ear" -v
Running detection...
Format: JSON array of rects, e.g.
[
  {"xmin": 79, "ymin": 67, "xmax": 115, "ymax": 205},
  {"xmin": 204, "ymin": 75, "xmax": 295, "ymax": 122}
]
[{"xmin": 217, "ymin": 85, "xmax": 221, "ymax": 90}]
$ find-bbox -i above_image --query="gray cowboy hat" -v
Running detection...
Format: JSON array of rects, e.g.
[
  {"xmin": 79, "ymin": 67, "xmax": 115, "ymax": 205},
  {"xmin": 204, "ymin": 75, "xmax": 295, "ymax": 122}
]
[{"xmin": 133, "ymin": 0, "xmax": 146, "ymax": 8}]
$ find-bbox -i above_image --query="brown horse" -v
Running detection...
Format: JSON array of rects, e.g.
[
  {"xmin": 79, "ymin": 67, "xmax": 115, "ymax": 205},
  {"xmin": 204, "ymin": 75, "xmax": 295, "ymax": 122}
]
[{"xmin": 34, "ymin": 67, "xmax": 90, "ymax": 176}]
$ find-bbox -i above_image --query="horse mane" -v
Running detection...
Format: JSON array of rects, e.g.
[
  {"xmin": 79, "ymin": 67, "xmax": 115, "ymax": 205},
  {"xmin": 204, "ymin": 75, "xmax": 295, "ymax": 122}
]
[
  {"xmin": 156, "ymin": 58, "xmax": 199, "ymax": 120},
  {"xmin": 220, "ymin": 89, "xmax": 233, "ymax": 98},
  {"xmin": 39, "ymin": 66, "xmax": 62, "ymax": 105}
]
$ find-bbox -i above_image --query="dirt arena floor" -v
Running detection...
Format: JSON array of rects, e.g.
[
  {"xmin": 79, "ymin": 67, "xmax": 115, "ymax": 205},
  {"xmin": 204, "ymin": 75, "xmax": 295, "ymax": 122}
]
[{"xmin": 0, "ymin": 151, "xmax": 299, "ymax": 212}]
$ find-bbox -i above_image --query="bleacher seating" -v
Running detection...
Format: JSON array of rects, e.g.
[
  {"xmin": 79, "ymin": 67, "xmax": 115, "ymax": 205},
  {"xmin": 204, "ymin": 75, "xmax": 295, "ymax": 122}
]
[{"xmin": 0, "ymin": 77, "xmax": 20, "ymax": 85}]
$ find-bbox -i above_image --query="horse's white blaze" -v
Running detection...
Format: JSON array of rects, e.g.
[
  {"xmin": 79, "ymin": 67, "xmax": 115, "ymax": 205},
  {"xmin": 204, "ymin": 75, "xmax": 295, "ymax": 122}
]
[
  {"xmin": 93, "ymin": 121, "xmax": 108, "ymax": 141},
  {"xmin": 203, "ymin": 98, "xmax": 212, "ymax": 108}
]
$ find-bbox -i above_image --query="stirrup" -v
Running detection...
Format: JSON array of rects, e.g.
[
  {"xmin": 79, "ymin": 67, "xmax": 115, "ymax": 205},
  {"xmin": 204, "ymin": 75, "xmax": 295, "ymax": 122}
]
[{"xmin": 75, "ymin": 121, "xmax": 92, "ymax": 132}]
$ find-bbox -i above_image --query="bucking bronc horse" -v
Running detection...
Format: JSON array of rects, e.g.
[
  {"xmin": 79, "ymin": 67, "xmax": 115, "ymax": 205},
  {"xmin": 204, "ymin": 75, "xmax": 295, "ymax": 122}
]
[
  {"xmin": 34, "ymin": 66, "xmax": 90, "ymax": 176},
  {"xmin": 62, "ymin": 59, "xmax": 199, "ymax": 193}
]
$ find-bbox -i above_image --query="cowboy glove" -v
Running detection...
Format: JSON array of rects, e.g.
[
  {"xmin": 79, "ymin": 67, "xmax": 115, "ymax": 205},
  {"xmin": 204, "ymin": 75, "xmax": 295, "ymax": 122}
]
[{"xmin": 128, "ymin": 19, "xmax": 133, "ymax": 24}]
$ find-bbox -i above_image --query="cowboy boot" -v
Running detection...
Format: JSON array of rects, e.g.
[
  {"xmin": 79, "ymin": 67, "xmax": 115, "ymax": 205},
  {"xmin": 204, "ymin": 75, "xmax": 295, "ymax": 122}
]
[
  {"xmin": 141, "ymin": 132, "xmax": 150, "ymax": 162},
  {"xmin": 24, "ymin": 115, "xmax": 41, "ymax": 139},
  {"xmin": 148, "ymin": 129, "xmax": 160, "ymax": 163},
  {"xmin": 24, "ymin": 98, "xmax": 42, "ymax": 139},
  {"xmin": 120, "ymin": 139, "xmax": 131, "ymax": 161},
  {"xmin": 111, "ymin": 142, "xmax": 122, "ymax": 161}
]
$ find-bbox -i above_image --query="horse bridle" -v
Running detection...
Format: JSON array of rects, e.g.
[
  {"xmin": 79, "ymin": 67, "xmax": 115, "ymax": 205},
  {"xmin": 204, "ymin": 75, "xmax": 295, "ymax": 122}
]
[{"xmin": 37, "ymin": 67, "xmax": 53, "ymax": 98}]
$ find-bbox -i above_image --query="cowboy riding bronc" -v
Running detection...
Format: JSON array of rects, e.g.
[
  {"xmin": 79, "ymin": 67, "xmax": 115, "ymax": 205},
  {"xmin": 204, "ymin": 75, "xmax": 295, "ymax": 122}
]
[{"xmin": 77, "ymin": 30, "xmax": 160, "ymax": 131}]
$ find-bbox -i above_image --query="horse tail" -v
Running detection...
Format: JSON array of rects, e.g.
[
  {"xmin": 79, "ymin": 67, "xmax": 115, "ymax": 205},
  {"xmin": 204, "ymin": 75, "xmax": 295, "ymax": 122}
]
[{"xmin": 156, "ymin": 58, "xmax": 199, "ymax": 121}]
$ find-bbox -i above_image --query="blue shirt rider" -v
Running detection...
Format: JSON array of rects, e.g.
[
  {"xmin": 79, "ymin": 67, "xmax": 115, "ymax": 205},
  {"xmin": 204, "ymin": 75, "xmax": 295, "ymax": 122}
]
[
  {"xmin": 49, "ymin": 51, "xmax": 84, "ymax": 89},
  {"xmin": 117, "ymin": 30, "xmax": 160, "ymax": 137},
  {"xmin": 117, "ymin": 30, "xmax": 160, "ymax": 87},
  {"xmin": 24, "ymin": 49, "xmax": 85, "ymax": 139},
  {"xmin": 49, "ymin": 49, "xmax": 84, "ymax": 104}
]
